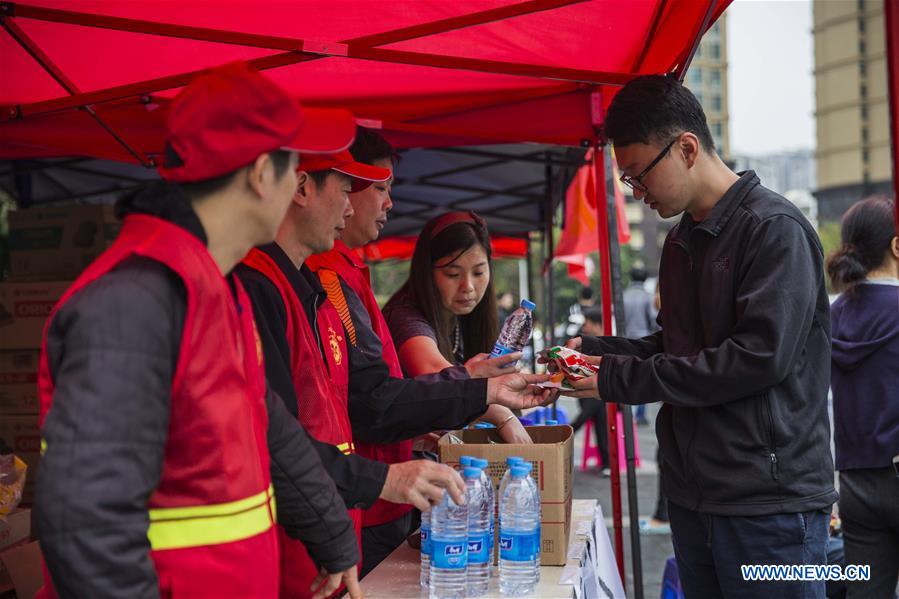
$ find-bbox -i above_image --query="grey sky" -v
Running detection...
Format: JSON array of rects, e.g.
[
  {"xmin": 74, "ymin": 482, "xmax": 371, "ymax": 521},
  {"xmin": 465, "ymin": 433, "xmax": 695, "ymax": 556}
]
[{"xmin": 725, "ymin": 0, "xmax": 815, "ymax": 155}]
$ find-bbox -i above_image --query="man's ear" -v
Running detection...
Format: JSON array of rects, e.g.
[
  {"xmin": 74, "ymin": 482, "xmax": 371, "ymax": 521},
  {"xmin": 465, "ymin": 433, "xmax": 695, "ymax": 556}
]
[
  {"xmin": 293, "ymin": 171, "xmax": 311, "ymax": 207},
  {"xmin": 679, "ymin": 132, "xmax": 701, "ymax": 169},
  {"xmin": 246, "ymin": 153, "xmax": 272, "ymax": 199}
]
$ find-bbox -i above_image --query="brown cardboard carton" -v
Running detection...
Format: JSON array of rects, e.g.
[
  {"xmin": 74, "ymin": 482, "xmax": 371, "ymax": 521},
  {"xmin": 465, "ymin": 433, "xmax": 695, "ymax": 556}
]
[
  {"xmin": 438, "ymin": 424, "xmax": 574, "ymax": 566},
  {"xmin": 0, "ymin": 415, "xmax": 40, "ymax": 505},
  {"xmin": 0, "ymin": 351, "xmax": 40, "ymax": 414},
  {"xmin": 0, "ymin": 508, "xmax": 34, "ymax": 593},
  {"xmin": 0, "ymin": 540, "xmax": 42, "ymax": 598},
  {"xmin": 9, "ymin": 204, "xmax": 119, "ymax": 281},
  {"xmin": 0, "ymin": 281, "xmax": 71, "ymax": 350}
]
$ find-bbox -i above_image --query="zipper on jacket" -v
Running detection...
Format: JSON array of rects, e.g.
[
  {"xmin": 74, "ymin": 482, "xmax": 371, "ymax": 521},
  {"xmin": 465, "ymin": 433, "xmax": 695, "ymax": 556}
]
[
  {"xmin": 311, "ymin": 294, "xmax": 332, "ymax": 375},
  {"xmin": 763, "ymin": 394, "xmax": 779, "ymax": 481}
]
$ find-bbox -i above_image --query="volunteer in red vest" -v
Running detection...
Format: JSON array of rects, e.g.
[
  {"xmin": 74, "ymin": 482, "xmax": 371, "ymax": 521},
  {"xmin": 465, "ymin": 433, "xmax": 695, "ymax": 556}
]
[
  {"xmin": 36, "ymin": 62, "xmax": 362, "ymax": 599},
  {"xmin": 236, "ymin": 150, "xmax": 552, "ymax": 589},
  {"xmin": 305, "ymin": 128, "xmax": 533, "ymax": 574}
]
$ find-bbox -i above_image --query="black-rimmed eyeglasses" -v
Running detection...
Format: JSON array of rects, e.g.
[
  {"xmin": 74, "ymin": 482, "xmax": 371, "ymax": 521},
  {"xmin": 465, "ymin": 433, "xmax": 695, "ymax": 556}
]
[{"xmin": 619, "ymin": 138, "xmax": 678, "ymax": 194}]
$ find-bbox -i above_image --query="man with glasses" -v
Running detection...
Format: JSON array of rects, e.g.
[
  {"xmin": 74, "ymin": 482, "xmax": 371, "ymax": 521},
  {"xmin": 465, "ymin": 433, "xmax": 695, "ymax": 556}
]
[{"xmin": 565, "ymin": 75, "xmax": 836, "ymax": 598}]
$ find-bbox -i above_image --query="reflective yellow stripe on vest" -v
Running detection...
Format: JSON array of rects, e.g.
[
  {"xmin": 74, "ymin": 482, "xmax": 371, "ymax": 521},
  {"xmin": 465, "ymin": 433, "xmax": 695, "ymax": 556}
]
[
  {"xmin": 147, "ymin": 485, "xmax": 276, "ymax": 551},
  {"xmin": 337, "ymin": 441, "xmax": 355, "ymax": 455}
]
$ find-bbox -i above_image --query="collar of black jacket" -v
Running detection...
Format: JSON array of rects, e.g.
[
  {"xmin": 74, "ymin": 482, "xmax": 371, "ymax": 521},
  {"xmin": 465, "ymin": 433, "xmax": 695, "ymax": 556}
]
[
  {"xmin": 675, "ymin": 170, "xmax": 760, "ymax": 242},
  {"xmin": 114, "ymin": 180, "xmax": 208, "ymax": 245},
  {"xmin": 257, "ymin": 242, "xmax": 327, "ymax": 322}
]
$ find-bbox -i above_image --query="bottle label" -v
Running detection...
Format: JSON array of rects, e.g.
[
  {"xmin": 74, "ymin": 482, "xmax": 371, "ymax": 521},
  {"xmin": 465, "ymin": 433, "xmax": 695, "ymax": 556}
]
[
  {"xmin": 500, "ymin": 530, "xmax": 539, "ymax": 562},
  {"xmin": 431, "ymin": 539, "xmax": 467, "ymax": 569},
  {"xmin": 420, "ymin": 528, "xmax": 431, "ymax": 556},
  {"xmin": 467, "ymin": 533, "xmax": 491, "ymax": 564},
  {"xmin": 490, "ymin": 342, "xmax": 515, "ymax": 358}
]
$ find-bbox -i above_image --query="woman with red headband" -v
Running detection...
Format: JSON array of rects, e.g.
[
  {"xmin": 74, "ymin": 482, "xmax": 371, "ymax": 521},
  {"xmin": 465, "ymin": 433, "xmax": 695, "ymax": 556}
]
[{"xmin": 383, "ymin": 212, "xmax": 533, "ymax": 444}]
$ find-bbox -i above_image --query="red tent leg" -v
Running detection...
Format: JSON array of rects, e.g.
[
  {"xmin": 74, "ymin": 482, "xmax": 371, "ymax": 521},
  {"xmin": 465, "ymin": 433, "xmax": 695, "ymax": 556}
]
[
  {"xmin": 885, "ymin": 0, "xmax": 899, "ymax": 232},
  {"xmin": 594, "ymin": 146, "xmax": 626, "ymax": 590}
]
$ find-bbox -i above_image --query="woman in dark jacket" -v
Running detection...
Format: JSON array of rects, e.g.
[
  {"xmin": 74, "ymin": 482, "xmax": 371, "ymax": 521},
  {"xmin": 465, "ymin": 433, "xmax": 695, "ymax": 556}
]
[{"xmin": 827, "ymin": 195, "xmax": 899, "ymax": 599}]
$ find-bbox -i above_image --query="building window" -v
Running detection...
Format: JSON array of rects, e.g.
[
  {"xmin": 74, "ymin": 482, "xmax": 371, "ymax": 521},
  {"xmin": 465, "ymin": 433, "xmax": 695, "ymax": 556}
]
[
  {"xmin": 860, "ymin": 83, "xmax": 867, "ymax": 98},
  {"xmin": 862, "ymin": 149, "xmax": 869, "ymax": 164},
  {"xmin": 861, "ymin": 127, "xmax": 868, "ymax": 143},
  {"xmin": 858, "ymin": 17, "xmax": 866, "ymax": 33},
  {"xmin": 861, "ymin": 104, "xmax": 868, "ymax": 120},
  {"xmin": 709, "ymin": 42, "xmax": 720, "ymax": 59},
  {"xmin": 712, "ymin": 94, "xmax": 722, "ymax": 112},
  {"xmin": 694, "ymin": 91, "xmax": 704, "ymax": 106},
  {"xmin": 857, "ymin": 0, "xmax": 865, "ymax": 11},
  {"xmin": 859, "ymin": 38, "xmax": 866, "ymax": 55},
  {"xmin": 688, "ymin": 68, "xmax": 702, "ymax": 87},
  {"xmin": 713, "ymin": 122, "xmax": 723, "ymax": 138},
  {"xmin": 859, "ymin": 60, "xmax": 867, "ymax": 76}
]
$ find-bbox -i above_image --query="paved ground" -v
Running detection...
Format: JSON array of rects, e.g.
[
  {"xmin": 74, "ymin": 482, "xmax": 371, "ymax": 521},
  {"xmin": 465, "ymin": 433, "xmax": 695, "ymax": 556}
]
[{"xmin": 562, "ymin": 397, "xmax": 671, "ymax": 599}]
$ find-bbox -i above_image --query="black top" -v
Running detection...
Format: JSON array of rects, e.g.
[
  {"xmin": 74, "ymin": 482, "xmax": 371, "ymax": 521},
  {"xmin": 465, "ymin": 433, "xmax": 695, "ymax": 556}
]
[
  {"xmin": 586, "ymin": 171, "xmax": 838, "ymax": 517},
  {"xmin": 37, "ymin": 182, "xmax": 358, "ymax": 599}
]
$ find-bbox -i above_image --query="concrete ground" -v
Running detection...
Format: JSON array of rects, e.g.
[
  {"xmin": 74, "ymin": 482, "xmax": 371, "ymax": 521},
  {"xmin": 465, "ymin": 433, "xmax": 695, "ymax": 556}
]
[{"xmin": 561, "ymin": 397, "xmax": 671, "ymax": 599}]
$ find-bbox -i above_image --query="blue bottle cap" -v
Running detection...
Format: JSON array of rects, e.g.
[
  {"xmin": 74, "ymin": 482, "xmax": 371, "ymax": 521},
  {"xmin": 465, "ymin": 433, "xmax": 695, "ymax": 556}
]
[
  {"xmin": 510, "ymin": 466, "xmax": 530, "ymax": 478},
  {"xmin": 473, "ymin": 458, "xmax": 489, "ymax": 469},
  {"xmin": 460, "ymin": 456, "xmax": 474, "ymax": 466},
  {"xmin": 545, "ymin": 419, "xmax": 558, "ymax": 425},
  {"xmin": 523, "ymin": 462, "xmax": 533, "ymax": 472},
  {"xmin": 506, "ymin": 456, "xmax": 524, "ymax": 466},
  {"xmin": 464, "ymin": 467, "xmax": 482, "ymax": 479},
  {"xmin": 520, "ymin": 299, "xmax": 536, "ymax": 311}
]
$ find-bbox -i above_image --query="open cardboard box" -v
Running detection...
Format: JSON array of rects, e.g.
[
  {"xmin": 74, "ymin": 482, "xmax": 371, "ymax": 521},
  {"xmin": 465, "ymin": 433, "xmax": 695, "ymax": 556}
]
[{"xmin": 438, "ymin": 424, "xmax": 574, "ymax": 566}]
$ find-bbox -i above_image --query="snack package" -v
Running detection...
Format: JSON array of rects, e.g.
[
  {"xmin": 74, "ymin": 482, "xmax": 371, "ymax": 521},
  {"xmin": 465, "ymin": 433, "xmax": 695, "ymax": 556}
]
[
  {"xmin": 537, "ymin": 346, "xmax": 599, "ymax": 390},
  {"xmin": 0, "ymin": 451, "xmax": 27, "ymax": 519}
]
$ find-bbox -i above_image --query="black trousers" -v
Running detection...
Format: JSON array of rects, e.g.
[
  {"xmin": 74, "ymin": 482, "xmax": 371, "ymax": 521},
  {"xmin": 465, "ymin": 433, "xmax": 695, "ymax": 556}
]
[
  {"xmin": 839, "ymin": 468, "xmax": 899, "ymax": 599},
  {"xmin": 360, "ymin": 510, "xmax": 419, "ymax": 577},
  {"xmin": 571, "ymin": 397, "xmax": 609, "ymax": 468}
]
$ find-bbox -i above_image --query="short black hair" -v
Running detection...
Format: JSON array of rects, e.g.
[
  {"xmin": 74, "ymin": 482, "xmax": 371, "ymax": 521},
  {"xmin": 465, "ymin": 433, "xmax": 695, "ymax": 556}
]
[
  {"xmin": 630, "ymin": 266, "xmax": 648, "ymax": 282},
  {"xmin": 350, "ymin": 126, "xmax": 397, "ymax": 167},
  {"xmin": 180, "ymin": 150, "xmax": 293, "ymax": 200},
  {"xmin": 305, "ymin": 169, "xmax": 353, "ymax": 189},
  {"xmin": 583, "ymin": 306, "xmax": 603, "ymax": 325},
  {"xmin": 605, "ymin": 75, "xmax": 715, "ymax": 153},
  {"xmin": 578, "ymin": 286, "xmax": 594, "ymax": 301}
]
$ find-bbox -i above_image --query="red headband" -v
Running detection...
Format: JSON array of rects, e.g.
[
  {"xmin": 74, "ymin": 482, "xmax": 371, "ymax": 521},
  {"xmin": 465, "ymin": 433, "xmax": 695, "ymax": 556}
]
[{"xmin": 429, "ymin": 211, "xmax": 486, "ymax": 239}]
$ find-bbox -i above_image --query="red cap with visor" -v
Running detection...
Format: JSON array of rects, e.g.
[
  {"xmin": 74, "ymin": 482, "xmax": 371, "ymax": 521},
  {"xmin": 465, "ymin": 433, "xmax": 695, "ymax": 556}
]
[
  {"xmin": 158, "ymin": 61, "xmax": 356, "ymax": 183},
  {"xmin": 299, "ymin": 150, "xmax": 392, "ymax": 192}
]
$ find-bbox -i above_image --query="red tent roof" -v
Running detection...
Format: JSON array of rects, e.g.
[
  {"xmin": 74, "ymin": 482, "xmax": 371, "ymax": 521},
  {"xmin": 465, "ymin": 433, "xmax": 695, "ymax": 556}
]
[{"xmin": 0, "ymin": 0, "xmax": 730, "ymax": 163}]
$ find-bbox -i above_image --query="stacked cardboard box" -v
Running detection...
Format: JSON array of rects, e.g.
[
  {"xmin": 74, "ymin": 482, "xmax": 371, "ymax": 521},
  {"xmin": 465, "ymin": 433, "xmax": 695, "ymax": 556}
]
[
  {"xmin": 1, "ymin": 204, "xmax": 117, "ymax": 503},
  {"xmin": 438, "ymin": 424, "xmax": 574, "ymax": 566}
]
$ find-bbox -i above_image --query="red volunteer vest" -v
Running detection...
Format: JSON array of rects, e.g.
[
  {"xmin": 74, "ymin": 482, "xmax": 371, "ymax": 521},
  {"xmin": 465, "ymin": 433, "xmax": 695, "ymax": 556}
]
[
  {"xmin": 241, "ymin": 248, "xmax": 361, "ymax": 598},
  {"xmin": 307, "ymin": 240, "xmax": 414, "ymax": 527},
  {"xmin": 37, "ymin": 215, "xmax": 278, "ymax": 598}
]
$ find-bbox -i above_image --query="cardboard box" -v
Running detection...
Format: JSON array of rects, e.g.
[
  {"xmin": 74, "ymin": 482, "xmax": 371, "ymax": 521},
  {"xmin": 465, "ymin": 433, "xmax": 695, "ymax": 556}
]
[
  {"xmin": 0, "ymin": 415, "xmax": 41, "ymax": 505},
  {"xmin": 438, "ymin": 424, "xmax": 574, "ymax": 566},
  {"xmin": 0, "ymin": 509, "xmax": 34, "ymax": 593},
  {"xmin": 0, "ymin": 540, "xmax": 42, "ymax": 598},
  {"xmin": 0, "ymin": 351, "xmax": 40, "ymax": 414},
  {"xmin": 9, "ymin": 204, "xmax": 119, "ymax": 281},
  {"xmin": 0, "ymin": 281, "xmax": 71, "ymax": 350}
]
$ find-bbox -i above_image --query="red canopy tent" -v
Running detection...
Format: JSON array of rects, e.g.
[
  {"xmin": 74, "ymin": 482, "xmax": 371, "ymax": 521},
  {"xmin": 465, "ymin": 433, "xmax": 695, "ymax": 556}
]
[{"xmin": 0, "ymin": 1, "xmax": 737, "ymax": 594}]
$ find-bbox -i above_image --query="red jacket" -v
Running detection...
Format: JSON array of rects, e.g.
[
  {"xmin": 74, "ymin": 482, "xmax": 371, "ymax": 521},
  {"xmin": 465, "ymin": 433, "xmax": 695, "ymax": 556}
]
[
  {"xmin": 39, "ymin": 215, "xmax": 278, "ymax": 598},
  {"xmin": 307, "ymin": 240, "xmax": 413, "ymax": 527},
  {"xmin": 242, "ymin": 247, "xmax": 362, "ymax": 598}
]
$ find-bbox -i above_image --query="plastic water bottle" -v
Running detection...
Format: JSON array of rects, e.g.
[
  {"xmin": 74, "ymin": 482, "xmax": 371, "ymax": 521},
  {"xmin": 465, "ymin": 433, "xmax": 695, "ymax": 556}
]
[
  {"xmin": 464, "ymin": 467, "xmax": 491, "ymax": 597},
  {"xmin": 521, "ymin": 462, "xmax": 542, "ymax": 580},
  {"xmin": 471, "ymin": 458, "xmax": 495, "ymax": 571},
  {"xmin": 421, "ymin": 508, "xmax": 431, "ymax": 588},
  {"xmin": 430, "ymin": 480, "xmax": 469, "ymax": 599},
  {"xmin": 499, "ymin": 456, "xmax": 525, "ymax": 502},
  {"xmin": 545, "ymin": 419, "xmax": 558, "ymax": 426},
  {"xmin": 490, "ymin": 299, "xmax": 536, "ymax": 358},
  {"xmin": 499, "ymin": 466, "xmax": 540, "ymax": 595},
  {"xmin": 458, "ymin": 455, "xmax": 474, "ymax": 471}
]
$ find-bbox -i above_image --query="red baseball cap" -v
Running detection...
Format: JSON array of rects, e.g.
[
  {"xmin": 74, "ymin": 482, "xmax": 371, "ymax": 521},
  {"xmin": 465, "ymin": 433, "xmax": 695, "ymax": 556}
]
[
  {"xmin": 158, "ymin": 61, "xmax": 356, "ymax": 183},
  {"xmin": 299, "ymin": 150, "xmax": 392, "ymax": 192}
]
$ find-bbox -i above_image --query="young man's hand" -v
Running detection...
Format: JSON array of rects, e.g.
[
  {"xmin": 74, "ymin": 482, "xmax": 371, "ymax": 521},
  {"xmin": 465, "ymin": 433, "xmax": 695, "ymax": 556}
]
[
  {"xmin": 565, "ymin": 355, "xmax": 603, "ymax": 399},
  {"xmin": 310, "ymin": 565, "xmax": 363, "ymax": 599},
  {"xmin": 486, "ymin": 373, "xmax": 553, "ymax": 410},
  {"xmin": 379, "ymin": 460, "xmax": 466, "ymax": 511}
]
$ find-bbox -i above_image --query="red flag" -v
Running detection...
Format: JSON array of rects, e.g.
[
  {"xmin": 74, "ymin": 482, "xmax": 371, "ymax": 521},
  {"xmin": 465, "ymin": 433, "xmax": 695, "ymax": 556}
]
[{"xmin": 555, "ymin": 149, "xmax": 630, "ymax": 283}]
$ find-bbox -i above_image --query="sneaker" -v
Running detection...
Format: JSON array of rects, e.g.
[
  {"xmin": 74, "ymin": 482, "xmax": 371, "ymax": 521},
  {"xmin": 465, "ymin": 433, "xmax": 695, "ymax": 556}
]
[
  {"xmin": 639, "ymin": 518, "xmax": 671, "ymax": 536},
  {"xmin": 599, "ymin": 467, "xmax": 611, "ymax": 478}
]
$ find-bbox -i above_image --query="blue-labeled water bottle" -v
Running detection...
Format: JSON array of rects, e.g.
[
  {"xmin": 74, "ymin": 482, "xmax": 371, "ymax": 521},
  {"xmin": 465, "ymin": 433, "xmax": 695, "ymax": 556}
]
[
  {"xmin": 521, "ymin": 461, "xmax": 542, "ymax": 580},
  {"xmin": 490, "ymin": 299, "xmax": 536, "ymax": 358},
  {"xmin": 499, "ymin": 466, "xmax": 540, "ymax": 595},
  {"xmin": 499, "ymin": 456, "xmax": 524, "ymax": 503},
  {"xmin": 471, "ymin": 458, "xmax": 495, "ymax": 571},
  {"xmin": 458, "ymin": 455, "xmax": 474, "ymax": 471},
  {"xmin": 464, "ymin": 467, "xmax": 491, "ymax": 597},
  {"xmin": 430, "ymin": 481, "xmax": 469, "ymax": 599},
  {"xmin": 420, "ymin": 507, "xmax": 431, "ymax": 588},
  {"xmin": 545, "ymin": 419, "xmax": 558, "ymax": 426}
]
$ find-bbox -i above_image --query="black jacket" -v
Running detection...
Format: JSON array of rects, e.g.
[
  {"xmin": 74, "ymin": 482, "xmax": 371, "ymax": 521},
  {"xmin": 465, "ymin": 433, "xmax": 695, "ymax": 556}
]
[
  {"xmin": 235, "ymin": 244, "xmax": 489, "ymax": 450},
  {"xmin": 584, "ymin": 171, "xmax": 838, "ymax": 516},
  {"xmin": 36, "ymin": 183, "xmax": 358, "ymax": 598}
]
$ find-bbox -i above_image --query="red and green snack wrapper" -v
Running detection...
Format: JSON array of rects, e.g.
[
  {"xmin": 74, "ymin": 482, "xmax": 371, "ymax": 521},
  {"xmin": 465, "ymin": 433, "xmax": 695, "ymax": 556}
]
[{"xmin": 537, "ymin": 345, "xmax": 599, "ymax": 389}]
